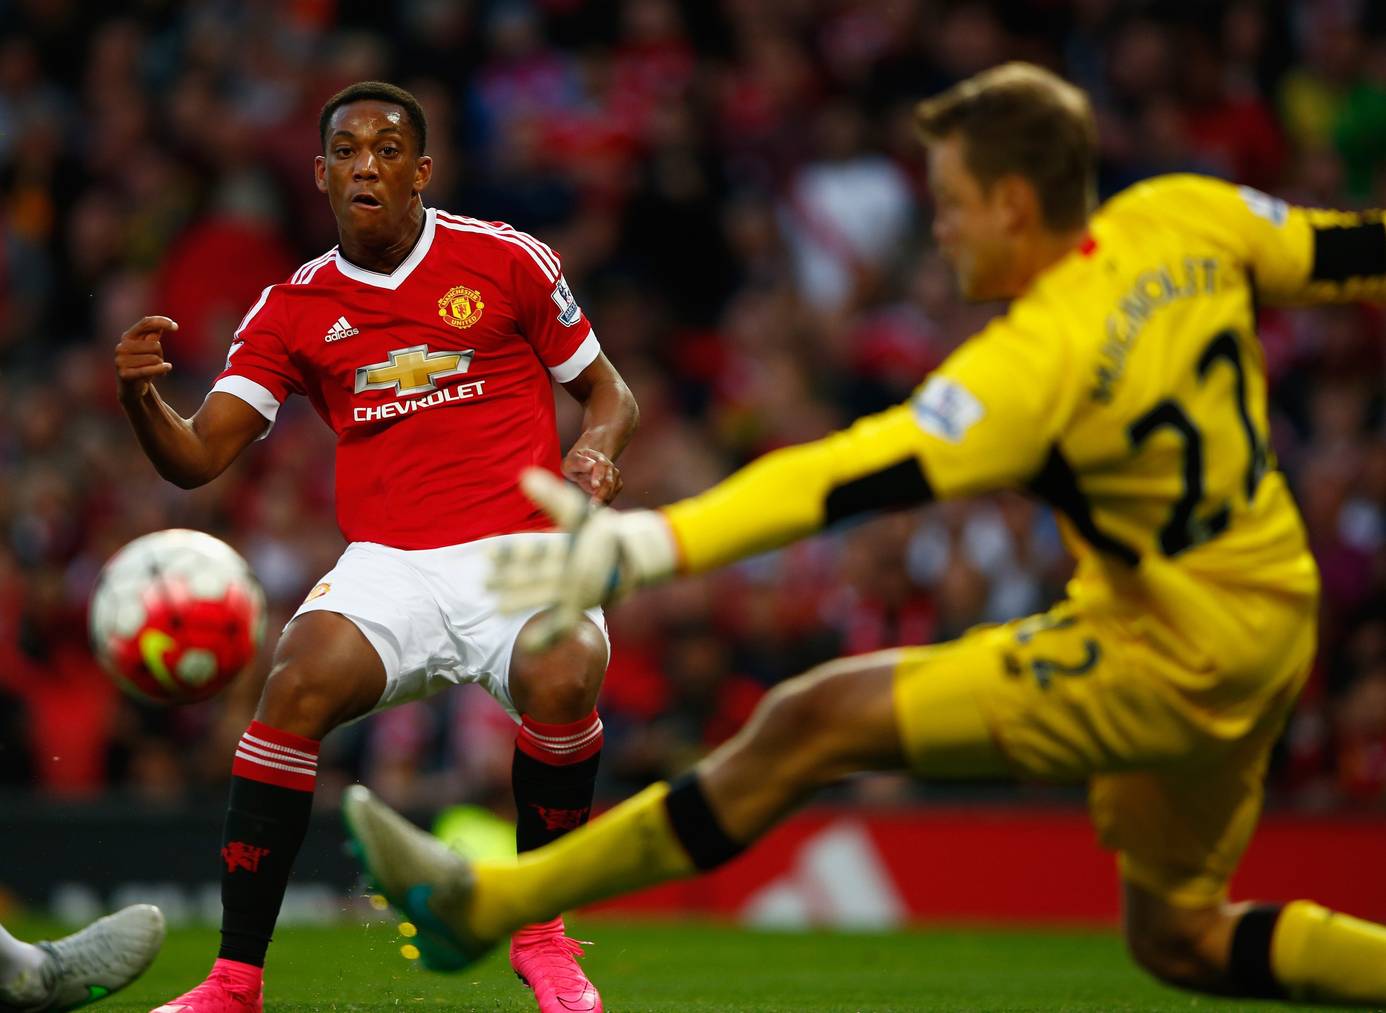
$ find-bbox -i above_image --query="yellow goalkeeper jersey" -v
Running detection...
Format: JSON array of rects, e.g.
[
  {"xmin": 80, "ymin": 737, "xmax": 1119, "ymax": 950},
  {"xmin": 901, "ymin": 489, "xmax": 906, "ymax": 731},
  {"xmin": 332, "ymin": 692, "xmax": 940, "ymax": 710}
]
[{"xmin": 662, "ymin": 175, "xmax": 1383, "ymax": 683}]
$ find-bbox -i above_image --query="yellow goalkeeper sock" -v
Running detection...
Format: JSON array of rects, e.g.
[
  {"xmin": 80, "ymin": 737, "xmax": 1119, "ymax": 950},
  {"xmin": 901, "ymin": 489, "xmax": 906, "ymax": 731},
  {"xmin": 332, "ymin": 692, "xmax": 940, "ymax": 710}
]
[
  {"xmin": 468, "ymin": 773, "xmax": 746, "ymax": 940},
  {"xmin": 1270, "ymin": 900, "xmax": 1386, "ymax": 1004},
  {"xmin": 468, "ymin": 782, "xmax": 686, "ymax": 939}
]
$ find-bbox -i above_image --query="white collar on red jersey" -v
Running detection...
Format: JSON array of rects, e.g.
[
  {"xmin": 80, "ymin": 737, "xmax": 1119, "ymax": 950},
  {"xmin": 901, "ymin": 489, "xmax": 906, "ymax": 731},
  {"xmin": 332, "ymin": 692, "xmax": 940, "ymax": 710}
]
[{"xmin": 333, "ymin": 207, "xmax": 437, "ymax": 290}]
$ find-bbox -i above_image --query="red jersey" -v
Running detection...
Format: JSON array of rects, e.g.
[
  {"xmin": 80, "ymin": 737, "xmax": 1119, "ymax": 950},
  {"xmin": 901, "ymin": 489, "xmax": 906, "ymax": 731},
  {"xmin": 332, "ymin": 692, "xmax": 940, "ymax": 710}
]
[{"xmin": 213, "ymin": 208, "xmax": 599, "ymax": 549}]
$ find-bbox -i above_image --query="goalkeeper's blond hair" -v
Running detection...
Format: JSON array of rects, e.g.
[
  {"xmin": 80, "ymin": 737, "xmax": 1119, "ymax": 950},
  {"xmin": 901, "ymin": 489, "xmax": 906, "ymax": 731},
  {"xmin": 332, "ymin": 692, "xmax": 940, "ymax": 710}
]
[{"xmin": 916, "ymin": 62, "xmax": 1096, "ymax": 231}]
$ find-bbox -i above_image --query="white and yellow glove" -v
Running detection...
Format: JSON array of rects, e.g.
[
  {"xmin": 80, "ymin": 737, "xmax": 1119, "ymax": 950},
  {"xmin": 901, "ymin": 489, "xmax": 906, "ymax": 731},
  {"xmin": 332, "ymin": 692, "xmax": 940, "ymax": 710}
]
[{"xmin": 490, "ymin": 468, "xmax": 679, "ymax": 650}]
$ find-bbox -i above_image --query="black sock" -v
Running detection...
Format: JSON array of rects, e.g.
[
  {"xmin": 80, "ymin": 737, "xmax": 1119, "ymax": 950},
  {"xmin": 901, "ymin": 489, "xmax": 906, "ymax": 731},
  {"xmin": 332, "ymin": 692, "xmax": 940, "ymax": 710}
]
[
  {"xmin": 1228, "ymin": 904, "xmax": 1286, "ymax": 999},
  {"xmin": 664, "ymin": 772, "xmax": 745, "ymax": 871},
  {"xmin": 512, "ymin": 711, "xmax": 604, "ymax": 854},
  {"xmin": 512, "ymin": 748, "xmax": 601, "ymax": 852},
  {"xmin": 218, "ymin": 722, "xmax": 319, "ymax": 967}
]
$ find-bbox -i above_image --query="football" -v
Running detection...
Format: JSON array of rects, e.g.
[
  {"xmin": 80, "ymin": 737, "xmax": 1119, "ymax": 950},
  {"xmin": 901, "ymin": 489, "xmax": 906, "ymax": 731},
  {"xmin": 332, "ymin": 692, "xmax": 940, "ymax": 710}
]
[{"xmin": 89, "ymin": 528, "xmax": 267, "ymax": 704}]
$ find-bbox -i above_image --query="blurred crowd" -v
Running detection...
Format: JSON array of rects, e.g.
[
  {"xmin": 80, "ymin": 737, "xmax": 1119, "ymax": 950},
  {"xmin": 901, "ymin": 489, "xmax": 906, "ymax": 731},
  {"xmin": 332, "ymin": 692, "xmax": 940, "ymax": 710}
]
[{"xmin": 0, "ymin": 0, "xmax": 1384, "ymax": 816}]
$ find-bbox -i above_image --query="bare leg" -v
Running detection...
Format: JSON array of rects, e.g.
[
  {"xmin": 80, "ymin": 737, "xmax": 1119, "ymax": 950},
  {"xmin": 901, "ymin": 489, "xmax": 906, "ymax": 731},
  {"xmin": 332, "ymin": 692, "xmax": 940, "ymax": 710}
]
[
  {"xmin": 698, "ymin": 651, "xmax": 907, "ymax": 840},
  {"xmin": 1124, "ymin": 879, "xmax": 1386, "ymax": 1003},
  {"xmin": 256, "ymin": 610, "xmax": 387, "ymax": 737},
  {"xmin": 1122, "ymin": 879, "xmax": 1243, "ymax": 992}
]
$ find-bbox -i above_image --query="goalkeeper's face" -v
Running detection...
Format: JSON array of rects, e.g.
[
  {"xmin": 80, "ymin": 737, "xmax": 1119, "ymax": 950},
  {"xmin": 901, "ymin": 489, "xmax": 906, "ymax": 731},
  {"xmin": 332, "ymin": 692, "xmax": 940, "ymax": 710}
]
[{"xmin": 927, "ymin": 134, "xmax": 1024, "ymax": 302}]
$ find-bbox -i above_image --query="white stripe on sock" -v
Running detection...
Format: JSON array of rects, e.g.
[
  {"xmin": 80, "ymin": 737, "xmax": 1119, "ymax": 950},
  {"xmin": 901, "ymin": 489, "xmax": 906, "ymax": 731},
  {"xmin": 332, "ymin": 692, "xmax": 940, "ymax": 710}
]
[
  {"xmin": 236, "ymin": 739, "xmax": 316, "ymax": 773},
  {"xmin": 524, "ymin": 720, "xmax": 604, "ymax": 747},
  {"xmin": 242, "ymin": 731, "xmax": 318, "ymax": 761},
  {"xmin": 234, "ymin": 750, "xmax": 318, "ymax": 779}
]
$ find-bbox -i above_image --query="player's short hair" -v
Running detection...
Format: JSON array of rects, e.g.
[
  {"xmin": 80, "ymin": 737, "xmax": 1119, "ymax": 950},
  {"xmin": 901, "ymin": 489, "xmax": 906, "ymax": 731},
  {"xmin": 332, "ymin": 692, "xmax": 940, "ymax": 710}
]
[
  {"xmin": 915, "ymin": 62, "xmax": 1095, "ymax": 231},
  {"xmin": 319, "ymin": 81, "xmax": 427, "ymax": 155}
]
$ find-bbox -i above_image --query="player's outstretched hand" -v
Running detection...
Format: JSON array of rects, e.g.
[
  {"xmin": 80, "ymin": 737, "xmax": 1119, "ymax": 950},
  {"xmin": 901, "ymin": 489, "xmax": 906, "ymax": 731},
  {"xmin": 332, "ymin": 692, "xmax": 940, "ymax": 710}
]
[
  {"xmin": 491, "ymin": 468, "xmax": 679, "ymax": 651},
  {"xmin": 115, "ymin": 315, "xmax": 177, "ymax": 401},
  {"xmin": 562, "ymin": 446, "xmax": 623, "ymax": 504}
]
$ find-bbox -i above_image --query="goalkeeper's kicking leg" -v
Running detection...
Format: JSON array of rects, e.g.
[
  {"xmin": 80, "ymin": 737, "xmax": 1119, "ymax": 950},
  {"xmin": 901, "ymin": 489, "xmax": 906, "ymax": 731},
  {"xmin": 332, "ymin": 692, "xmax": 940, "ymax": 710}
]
[
  {"xmin": 346, "ymin": 652, "xmax": 906, "ymax": 959},
  {"xmin": 347, "ymin": 643, "xmax": 1386, "ymax": 1005}
]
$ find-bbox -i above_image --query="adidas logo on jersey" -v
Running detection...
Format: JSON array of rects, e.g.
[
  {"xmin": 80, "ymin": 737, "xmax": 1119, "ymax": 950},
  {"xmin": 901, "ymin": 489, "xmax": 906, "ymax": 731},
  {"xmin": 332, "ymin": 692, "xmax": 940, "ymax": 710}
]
[{"xmin": 324, "ymin": 316, "xmax": 360, "ymax": 342}]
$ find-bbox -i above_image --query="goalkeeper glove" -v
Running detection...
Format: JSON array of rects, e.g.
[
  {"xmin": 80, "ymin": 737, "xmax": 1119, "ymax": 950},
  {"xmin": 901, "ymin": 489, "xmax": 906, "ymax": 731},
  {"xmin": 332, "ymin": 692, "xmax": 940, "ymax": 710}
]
[{"xmin": 489, "ymin": 468, "xmax": 679, "ymax": 650}]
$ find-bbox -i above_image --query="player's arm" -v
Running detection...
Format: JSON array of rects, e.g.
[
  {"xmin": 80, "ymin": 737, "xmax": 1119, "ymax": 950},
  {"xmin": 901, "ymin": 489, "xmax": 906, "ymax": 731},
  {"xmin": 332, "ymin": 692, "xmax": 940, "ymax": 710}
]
[
  {"xmin": 1152, "ymin": 176, "xmax": 1386, "ymax": 304},
  {"xmin": 559, "ymin": 352, "xmax": 639, "ymax": 504},
  {"xmin": 115, "ymin": 316, "xmax": 268, "ymax": 489},
  {"xmin": 510, "ymin": 230, "xmax": 639, "ymax": 504}
]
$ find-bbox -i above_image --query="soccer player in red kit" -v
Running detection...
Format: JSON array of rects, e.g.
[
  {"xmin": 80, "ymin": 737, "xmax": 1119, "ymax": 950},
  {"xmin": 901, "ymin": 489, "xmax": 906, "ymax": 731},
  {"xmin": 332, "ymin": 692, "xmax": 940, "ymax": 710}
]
[{"xmin": 113, "ymin": 82, "xmax": 636, "ymax": 1013}]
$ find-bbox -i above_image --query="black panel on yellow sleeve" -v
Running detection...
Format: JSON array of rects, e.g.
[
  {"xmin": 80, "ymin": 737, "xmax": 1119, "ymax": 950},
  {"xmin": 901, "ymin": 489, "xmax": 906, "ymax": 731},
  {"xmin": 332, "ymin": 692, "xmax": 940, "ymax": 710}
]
[
  {"xmin": 823, "ymin": 458, "xmax": 933, "ymax": 525},
  {"xmin": 1311, "ymin": 221, "xmax": 1386, "ymax": 283},
  {"xmin": 1027, "ymin": 448, "xmax": 1140, "ymax": 566}
]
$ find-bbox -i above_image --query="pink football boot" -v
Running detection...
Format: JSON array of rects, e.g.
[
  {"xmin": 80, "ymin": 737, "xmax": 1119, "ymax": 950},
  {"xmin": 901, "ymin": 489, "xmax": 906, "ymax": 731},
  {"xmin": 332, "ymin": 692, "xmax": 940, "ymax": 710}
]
[
  {"xmin": 509, "ymin": 918, "xmax": 602, "ymax": 1013},
  {"xmin": 149, "ymin": 958, "xmax": 263, "ymax": 1013}
]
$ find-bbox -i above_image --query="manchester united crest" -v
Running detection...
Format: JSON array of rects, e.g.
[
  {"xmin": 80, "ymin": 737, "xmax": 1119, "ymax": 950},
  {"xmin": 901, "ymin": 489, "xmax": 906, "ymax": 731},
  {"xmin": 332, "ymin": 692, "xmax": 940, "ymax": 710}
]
[{"xmin": 438, "ymin": 285, "xmax": 485, "ymax": 329}]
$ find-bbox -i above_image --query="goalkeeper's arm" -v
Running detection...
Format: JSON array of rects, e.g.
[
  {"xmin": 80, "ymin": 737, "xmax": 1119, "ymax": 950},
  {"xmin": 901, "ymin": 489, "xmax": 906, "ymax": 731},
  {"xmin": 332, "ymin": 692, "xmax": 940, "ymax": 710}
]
[
  {"xmin": 494, "ymin": 401, "xmax": 935, "ymax": 644},
  {"xmin": 659, "ymin": 402, "xmax": 934, "ymax": 574}
]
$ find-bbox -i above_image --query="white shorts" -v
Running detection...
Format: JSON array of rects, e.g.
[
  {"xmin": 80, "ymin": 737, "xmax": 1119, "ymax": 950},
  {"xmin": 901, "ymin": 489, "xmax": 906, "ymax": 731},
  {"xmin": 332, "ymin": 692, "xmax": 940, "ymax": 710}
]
[{"xmin": 290, "ymin": 534, "xmax": 608, "ymax": 718}]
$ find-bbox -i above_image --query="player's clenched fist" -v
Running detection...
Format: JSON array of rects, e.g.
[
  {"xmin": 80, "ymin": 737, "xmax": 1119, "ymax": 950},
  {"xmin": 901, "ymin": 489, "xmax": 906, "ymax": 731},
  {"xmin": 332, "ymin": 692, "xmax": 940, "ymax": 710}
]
[{"xmin": 114, "ymin": 315, "xmax": 177, "ymax": 401}]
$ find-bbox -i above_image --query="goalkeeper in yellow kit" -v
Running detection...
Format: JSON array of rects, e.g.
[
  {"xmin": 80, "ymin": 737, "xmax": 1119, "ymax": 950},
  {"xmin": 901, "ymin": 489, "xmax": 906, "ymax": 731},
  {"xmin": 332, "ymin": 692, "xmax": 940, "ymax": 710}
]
[{"xmin": 345, "ymin": 62, "xmax": 1386, "ymax": 1003}]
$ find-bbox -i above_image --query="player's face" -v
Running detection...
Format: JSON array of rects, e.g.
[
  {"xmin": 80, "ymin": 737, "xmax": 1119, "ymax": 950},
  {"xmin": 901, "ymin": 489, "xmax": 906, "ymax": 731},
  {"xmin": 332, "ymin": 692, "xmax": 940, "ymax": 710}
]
[
  {"xmin": 315, "ymin": 101, "xmax": 432, "ymax": 247},
  {"xmin": 927, "ymin": 134, "xmax": 1016, "ymax": 301}
]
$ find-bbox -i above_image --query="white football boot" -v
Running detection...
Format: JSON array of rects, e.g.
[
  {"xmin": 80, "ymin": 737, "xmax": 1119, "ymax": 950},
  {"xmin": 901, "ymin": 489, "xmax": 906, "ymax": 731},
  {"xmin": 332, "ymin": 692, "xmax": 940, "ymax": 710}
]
[{"xmin": 0, "ymin": 904, "xmax": 165, "ymax": 1012}]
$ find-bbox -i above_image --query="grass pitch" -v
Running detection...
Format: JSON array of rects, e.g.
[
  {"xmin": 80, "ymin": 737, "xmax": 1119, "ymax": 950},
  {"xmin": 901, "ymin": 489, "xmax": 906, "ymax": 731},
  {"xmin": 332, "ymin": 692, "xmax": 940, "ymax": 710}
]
[{"xmin": 10, "ymin": 917, "xmax": 1332, "ymax": 1011}]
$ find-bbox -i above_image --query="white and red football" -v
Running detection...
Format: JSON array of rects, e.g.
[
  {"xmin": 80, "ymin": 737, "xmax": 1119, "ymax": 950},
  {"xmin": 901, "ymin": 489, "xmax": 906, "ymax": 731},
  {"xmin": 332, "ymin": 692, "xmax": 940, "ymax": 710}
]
[{"xmin": 89, "ymin": 529, "xmax": 266, "ymax": 704}]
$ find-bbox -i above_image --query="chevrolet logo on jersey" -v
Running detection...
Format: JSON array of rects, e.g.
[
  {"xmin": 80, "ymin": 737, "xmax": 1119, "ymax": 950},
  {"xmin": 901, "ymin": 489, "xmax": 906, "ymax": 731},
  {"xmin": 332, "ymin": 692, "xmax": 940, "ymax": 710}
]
[{"xmin": 355, "ymin": 345, "xmax": 475, "ymax": 396}]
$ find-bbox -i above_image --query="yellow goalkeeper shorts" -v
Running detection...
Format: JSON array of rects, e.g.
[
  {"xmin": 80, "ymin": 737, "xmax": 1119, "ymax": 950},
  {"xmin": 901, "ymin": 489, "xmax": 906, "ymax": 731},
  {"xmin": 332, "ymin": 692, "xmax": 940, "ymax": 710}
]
[{"xmin": 892, "ymin": 593, "xmax": 1314, "ymax": 907}]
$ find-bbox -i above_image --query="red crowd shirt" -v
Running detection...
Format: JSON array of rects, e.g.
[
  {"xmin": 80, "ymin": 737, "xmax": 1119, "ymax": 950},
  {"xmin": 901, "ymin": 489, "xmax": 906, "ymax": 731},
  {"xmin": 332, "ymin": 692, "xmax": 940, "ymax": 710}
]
[{"xmin": 213, "ymin": 208, "xmax": 599, "ymax": 549}]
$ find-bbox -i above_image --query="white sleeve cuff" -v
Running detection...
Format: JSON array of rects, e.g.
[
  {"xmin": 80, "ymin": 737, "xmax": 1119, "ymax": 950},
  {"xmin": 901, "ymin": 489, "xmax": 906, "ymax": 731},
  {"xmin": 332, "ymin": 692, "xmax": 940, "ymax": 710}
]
[
  {"xmin": 212, "ymin": 375, "xmax": 280, "ymax": 439},
  {"xmin": 549, "ymin": 328, "xmax": 600, "ymax": 383}
]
